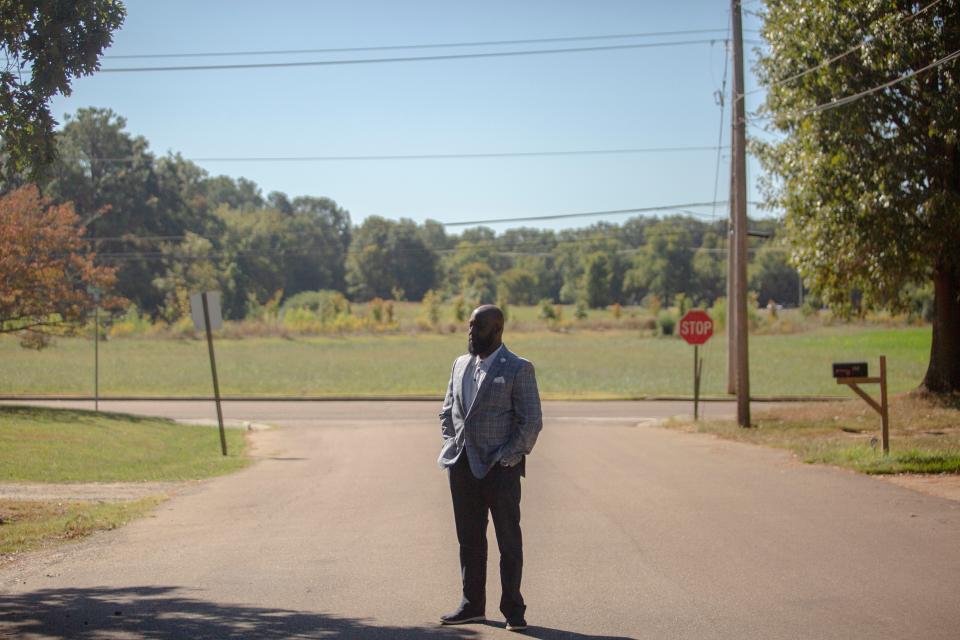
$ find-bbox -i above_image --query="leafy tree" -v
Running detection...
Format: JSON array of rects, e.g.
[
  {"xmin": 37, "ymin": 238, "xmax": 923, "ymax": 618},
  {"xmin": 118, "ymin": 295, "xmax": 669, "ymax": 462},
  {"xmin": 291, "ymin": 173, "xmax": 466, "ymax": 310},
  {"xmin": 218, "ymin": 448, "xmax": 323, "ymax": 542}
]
[
  {"xmin": 623, "ymin": 220, "xmax": 693, "ymax": 306},
  {"xmin": 152, "ymin": 232, "xmax": 221, "ymax": 323},
  {"xmin": 497, "ymin": 268, "xmax": 538, "ymax": 305},
  {"xmin": 441, "ymin": 226, "xmax": 508, "ymax": 295},
  {"xmin": 749, "ymin": 246, "xmax": 800, "ymax": 308},
  {"xmin": 202, "ymin": 176, "xmax": 264, "ymax": 212},
  {"xmin": 346, "ymin": 216, "xmax": 438, "ymax": 301},
  {"xmin": 512, "ymin": 254, "xmax": 560, "ymax": 302},
  {"xmin": 216, "ymin": 205, "xmax": 288, "ymax": 319},
  {"xmin": 266, "ymin": 191, "xmax": 294, "ymax": 215},
  {"xmin": 418, "ymin": 219, "xmax": 451, "ymax": 251},
  {"xmin": 282, "ymin": 196, "xmax": 351, "ymax": 295},
  {"xmin": 0, "ymin": 0, "xmax": 125, "ymax": 181},
  {"xmin": 459, "ymin": 262, "xmax": 497, "ymax": 304},
  {"xmin": 584, "ymin": 252, "xmax": 615, "ymax": 308},
  {"xmin": 45, "ymin": 108, "xmax": 218, "ymax": 313},
  {"xmin": 0, "ymin": 185, "xmax": 117, "ymax": 347},
  {"xmin": 756, "ymin": 0, "xmax": 960, "ymax": 392},
  {"xmin": 692, "ymin": 231, "xmax": 726, "ymax": 305}
]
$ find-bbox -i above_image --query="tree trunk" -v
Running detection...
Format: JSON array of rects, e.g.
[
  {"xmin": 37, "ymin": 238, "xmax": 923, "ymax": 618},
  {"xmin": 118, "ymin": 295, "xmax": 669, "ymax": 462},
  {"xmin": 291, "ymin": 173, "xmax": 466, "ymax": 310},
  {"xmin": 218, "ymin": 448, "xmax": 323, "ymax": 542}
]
[{"xmin": 921, "ymin": 260, "xmax": 960, "ymax": 393}]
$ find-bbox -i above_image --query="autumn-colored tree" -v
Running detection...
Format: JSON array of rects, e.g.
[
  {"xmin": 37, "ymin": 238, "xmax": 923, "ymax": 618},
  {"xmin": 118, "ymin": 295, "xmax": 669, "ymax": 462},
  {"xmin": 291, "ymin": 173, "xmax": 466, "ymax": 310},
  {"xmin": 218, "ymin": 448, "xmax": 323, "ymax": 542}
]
[{"xmin": 0, "ymin": 185, "xmax": 117, "ymax": 347}]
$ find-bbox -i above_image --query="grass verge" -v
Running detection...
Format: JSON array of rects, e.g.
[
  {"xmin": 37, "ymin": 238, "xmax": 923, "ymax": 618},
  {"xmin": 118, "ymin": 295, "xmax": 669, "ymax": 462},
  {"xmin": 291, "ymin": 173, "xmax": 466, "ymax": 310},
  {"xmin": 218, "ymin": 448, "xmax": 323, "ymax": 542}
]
[
  {"xmin": 0, "ymin": 405, "xmax": 250, "ymax": 482},
  {"xmin": 0, "ymin": 406, "xmax": 252, "ymax": 564},
  {"xmin": 0, "ymin": 497, "xmax": 163, "ymax": 560},
  {"xmin": 664, "ymin": 393, "xmax": 960, "ymax": 475}
]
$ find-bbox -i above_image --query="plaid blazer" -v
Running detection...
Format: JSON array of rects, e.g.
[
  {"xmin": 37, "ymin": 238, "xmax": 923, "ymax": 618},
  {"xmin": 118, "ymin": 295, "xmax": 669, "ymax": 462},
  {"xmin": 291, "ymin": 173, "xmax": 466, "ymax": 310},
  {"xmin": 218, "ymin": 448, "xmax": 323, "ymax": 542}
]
[{"xmin": 438, "ymin": 345, "xmax": 543, "ymax": 479}]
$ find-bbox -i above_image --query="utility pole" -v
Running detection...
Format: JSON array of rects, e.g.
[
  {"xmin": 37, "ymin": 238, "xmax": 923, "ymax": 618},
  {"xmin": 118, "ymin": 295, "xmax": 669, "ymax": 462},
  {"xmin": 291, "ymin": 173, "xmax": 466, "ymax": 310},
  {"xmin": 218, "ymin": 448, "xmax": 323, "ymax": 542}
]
[
  {"xmin": 726, "ymin": 148, "xmax": 737, "ymax": 395},
  {"xmin": 731, "ymin": 0, "xmax": 751, "ymax": 427}
]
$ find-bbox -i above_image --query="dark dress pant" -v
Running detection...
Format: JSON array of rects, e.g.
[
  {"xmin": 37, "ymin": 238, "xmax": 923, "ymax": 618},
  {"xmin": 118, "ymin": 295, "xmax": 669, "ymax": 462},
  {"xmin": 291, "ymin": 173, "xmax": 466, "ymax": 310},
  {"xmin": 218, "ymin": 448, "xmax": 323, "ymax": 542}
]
[{"xmin": 448, "ymin": 453, "xmax": 525, "ymax": 620}]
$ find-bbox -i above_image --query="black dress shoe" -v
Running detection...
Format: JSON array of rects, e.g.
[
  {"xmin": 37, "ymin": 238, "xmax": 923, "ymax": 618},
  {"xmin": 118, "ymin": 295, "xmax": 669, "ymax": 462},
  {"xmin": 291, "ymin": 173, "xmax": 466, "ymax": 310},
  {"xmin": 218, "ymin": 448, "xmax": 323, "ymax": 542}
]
[
  {"xmin": 505, "ymin": 616, "xmax": 527, "ymax": 632},
  {"xmin": 439, "ymin": 608, "xmax": 485, "ymax": 625}
]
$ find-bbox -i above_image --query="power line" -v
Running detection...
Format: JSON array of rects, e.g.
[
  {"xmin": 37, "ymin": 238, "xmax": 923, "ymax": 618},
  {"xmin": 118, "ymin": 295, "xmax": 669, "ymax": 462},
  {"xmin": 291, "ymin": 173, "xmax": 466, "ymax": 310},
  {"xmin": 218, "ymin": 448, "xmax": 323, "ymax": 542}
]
[
  {"xmin": 79, "ymin": 145, "xmax": 727, "ymax": 164},
  {"xmin": 746, "ymin": 0, "xmax": 945, "ymax": 96},
  {"xmin": 99, "ymin": 39, "xmax": 723, "ymax": 73},
  {"xmin": 104, "ymin": 28, "xmax": 736, "ymax": 60},
  {"xmin": 442, "ymin": 202, "xmax": 726, "ymax": 227},
  {"xmin": 711, "ymin": 34, "xmax": 731, "ymax": 222},
  {"xmin": 753, "ymin": 46, "xmax": 960, "ymax": 121}
]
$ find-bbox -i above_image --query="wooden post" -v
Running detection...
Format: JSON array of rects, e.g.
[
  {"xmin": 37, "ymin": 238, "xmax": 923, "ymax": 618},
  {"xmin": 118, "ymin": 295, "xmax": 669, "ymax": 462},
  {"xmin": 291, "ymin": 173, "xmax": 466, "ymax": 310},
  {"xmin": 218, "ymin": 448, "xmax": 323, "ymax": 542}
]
[
  {"xmin": 731, "ymin": 0, "xmax": 751, "ymax": 428},
  {"xmin": 835, "ymin": 355, "xmax": 890, "ymax": 455},
  {"xmin": 202, "ymin": 292, "xmax": 228, "ymax": 456},
  {"xmin": 880, "ymin": 355, "xmax": 889, "ymax": 454}
]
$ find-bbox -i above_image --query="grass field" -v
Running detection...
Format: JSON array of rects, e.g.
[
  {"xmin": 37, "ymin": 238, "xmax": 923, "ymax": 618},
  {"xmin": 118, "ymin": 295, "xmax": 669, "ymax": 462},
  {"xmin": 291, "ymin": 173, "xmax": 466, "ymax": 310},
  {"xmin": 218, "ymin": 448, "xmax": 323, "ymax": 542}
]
[
  {"xmin": 0, "ymin": 325, "xmax": 931, "ymax": 398},
  {"xmin": 0, "ymin": 406, "xmax": 250, "ymax": 561},
  {"xmin": 665, "ymin": 394, "xmax": 960, "ymax": 475}
]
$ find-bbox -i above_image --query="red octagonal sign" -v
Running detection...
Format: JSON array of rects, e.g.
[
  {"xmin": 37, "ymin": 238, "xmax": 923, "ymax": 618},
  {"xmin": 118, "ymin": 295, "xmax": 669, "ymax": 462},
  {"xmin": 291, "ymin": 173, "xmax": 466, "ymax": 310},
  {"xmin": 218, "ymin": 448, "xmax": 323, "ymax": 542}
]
[{"xmin": 679, "ymin": 310, "xmax": 714, "ymax": 345}]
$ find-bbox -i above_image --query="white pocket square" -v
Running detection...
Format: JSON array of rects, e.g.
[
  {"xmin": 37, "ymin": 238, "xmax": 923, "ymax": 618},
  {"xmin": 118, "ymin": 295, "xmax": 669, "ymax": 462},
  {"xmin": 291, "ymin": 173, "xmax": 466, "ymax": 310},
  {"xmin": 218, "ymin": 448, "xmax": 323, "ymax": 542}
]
[{"xmin": 493, "ymin": 376, "xmax": 506, "ymax": 384}]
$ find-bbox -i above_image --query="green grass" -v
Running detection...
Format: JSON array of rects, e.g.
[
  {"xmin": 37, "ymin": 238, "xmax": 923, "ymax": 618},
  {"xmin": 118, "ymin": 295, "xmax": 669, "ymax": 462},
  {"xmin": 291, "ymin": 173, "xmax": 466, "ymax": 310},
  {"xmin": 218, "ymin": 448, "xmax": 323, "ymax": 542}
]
[
  {"xmin": 665, "ymin": 394, "xmax": 960, "ymax": 475},
  {"xmin": 805, "ymin": 448, "xmax": 960, "ymax": 474},
  {"xmin": 0, "ymin": 497, "xmax": 163, "ymax": 557},
  {"xmin": 0, "ymin": 324, "xmax": 932, "ymax": 398},
  {"xmin": 0, "ymin": 406, "xmax": 249, "ymax": 482}
]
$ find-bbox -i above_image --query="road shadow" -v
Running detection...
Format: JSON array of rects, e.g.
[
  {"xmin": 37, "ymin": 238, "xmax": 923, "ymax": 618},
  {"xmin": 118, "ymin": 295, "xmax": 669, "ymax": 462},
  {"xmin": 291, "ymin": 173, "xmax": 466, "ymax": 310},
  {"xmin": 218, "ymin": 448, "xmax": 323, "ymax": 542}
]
[
  {"xmin": 0, "ymin": 586, "xmax": 637, "ymax": 639},
  {"xmin": 475, "ymin": 621, "xmax": 635, "ymax": 639},
  {"xmin": 519, "ymin": 628, "xmax": 635, "ymax": 640},
  {"xmin": 0, "ymin": 585, "xmax": 480, "ymax": 639}
]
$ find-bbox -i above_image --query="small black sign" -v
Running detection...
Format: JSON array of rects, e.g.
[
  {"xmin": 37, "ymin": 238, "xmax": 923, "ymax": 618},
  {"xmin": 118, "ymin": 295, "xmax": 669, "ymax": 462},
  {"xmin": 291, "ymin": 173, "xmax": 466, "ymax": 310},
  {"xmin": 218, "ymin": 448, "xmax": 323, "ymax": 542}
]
[{"xmin": 833, "ymin": 362, "xmax": 868, "ymax": 378}]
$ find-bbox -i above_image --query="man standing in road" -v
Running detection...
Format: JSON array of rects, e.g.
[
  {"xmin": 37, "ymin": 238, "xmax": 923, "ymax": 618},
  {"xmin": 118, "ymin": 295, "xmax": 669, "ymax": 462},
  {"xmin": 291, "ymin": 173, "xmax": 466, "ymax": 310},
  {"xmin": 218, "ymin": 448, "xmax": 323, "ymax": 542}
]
[{"xmin": 438, "ymin": 304, "xmax": 543, "ymax": 632}]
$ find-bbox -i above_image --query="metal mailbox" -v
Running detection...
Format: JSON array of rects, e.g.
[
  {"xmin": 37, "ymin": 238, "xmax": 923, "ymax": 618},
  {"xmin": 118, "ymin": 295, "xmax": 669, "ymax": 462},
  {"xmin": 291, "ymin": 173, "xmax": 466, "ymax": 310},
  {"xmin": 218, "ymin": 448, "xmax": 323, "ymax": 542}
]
[{"xmin": 832, "ymin": 362, "xmax": 869, "ymax": 378}]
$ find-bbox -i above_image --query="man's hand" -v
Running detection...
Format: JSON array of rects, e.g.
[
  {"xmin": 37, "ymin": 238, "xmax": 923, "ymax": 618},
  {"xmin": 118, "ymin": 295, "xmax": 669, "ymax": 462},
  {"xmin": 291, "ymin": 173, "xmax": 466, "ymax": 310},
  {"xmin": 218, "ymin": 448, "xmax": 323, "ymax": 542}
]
[{"xmin": 500, "ymin": 454, "xmax": 523, "ymax": 467}]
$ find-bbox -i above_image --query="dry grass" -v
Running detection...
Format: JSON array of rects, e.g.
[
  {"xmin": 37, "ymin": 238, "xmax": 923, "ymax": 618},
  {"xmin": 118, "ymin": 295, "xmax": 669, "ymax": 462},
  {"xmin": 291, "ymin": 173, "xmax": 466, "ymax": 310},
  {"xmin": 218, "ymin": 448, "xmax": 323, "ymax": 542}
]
[
  {"xmin": 0, "ymin": 497, "xmax": 163, "ymax": 562},
  {"xmin": 666, "ymin": 392, "xmax": 960, "ymax": 474}
]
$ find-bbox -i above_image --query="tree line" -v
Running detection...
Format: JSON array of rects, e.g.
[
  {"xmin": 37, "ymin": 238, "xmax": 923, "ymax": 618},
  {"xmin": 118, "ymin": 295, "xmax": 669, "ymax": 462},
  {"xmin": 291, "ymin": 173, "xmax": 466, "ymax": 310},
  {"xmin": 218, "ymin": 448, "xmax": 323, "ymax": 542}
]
[{"xmin": 2, "ymin": 108, "xmax": 801, "ymax": 323}]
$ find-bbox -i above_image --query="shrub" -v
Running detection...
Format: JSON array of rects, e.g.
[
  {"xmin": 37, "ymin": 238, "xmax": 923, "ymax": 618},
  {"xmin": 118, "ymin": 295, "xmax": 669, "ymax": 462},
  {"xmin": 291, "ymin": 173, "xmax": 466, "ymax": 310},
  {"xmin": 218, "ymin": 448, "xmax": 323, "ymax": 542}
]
[
  {"xmin": 370, "ymin": 297, "xmax": 386, "ymax": 324},
  {"xmin": 247, "ymin": 290, "xmax": 283, "ymax": 323},
  {"xmin": 537, "ymin": 298, "xmax": 557, "ymax": 320},
  {"xmin": 575, "ymin": 301, "xmax": 588, "ymax": 320},
  {"xmin": 452, "ymin": 294, "xmax": 467, "ymax": 322},
  {"xmin": 108, "ymin": 305, "xmax": 153, "ymax": 338},
  {"xmin": 710, "ymin": 297, "xmax": 727, "ymax": 330},
  {"xmin": 281, "ymin": 290, "xmax": 350, "ymax": 323},
  {"xmin": 801, "ymin": 294, "xmax": 822, "ymax": 318},
  {"xmin": 421, "ymin": 290, "xmax": 442, "ymax": 327},
  {"xmin": 657, "ymin": 311, "xmax": 676, "ymax": 336},
  {"xmin": 644, "ymin": 294, "xmax": 662, "ymax": 316}
]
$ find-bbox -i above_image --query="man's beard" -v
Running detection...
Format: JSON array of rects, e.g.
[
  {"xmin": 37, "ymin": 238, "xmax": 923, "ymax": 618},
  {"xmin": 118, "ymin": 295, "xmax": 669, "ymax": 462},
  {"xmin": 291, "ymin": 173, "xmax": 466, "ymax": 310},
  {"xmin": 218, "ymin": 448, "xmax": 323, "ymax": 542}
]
[{"xmin": 468, "ymin": 335, "xmax": 492, "ymax": 356}]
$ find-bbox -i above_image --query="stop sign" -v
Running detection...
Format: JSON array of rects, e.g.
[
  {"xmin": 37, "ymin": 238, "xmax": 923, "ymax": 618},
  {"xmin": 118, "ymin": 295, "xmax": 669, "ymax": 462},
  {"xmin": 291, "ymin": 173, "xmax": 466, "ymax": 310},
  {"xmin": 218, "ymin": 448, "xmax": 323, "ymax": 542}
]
[{"xmin": 679, "ymin": 310, "xmax": 714, "ymax": 345}]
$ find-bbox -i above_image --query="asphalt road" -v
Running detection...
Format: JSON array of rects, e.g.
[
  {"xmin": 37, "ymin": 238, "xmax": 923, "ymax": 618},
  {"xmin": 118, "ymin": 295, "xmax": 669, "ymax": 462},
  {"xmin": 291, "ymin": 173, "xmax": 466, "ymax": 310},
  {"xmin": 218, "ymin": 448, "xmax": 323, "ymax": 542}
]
[{"xmin": 1, "ymin": 400, "xmax": 959, "ymax": 639}]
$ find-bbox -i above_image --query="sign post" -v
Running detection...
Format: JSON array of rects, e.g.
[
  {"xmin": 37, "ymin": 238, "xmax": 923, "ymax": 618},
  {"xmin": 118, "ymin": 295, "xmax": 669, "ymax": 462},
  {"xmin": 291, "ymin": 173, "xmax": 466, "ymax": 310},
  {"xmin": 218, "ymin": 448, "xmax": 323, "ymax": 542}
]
[
  {"xmin": 87, "ymin": 286, "xmax": 102, "ymax": 413},
  {"xmin": 190, "ymin": 292, "xmax": 227, "ymax": 456},
  {"xmin": 679, "ymin": 310, "xmax": 714, "ymax": 420}
]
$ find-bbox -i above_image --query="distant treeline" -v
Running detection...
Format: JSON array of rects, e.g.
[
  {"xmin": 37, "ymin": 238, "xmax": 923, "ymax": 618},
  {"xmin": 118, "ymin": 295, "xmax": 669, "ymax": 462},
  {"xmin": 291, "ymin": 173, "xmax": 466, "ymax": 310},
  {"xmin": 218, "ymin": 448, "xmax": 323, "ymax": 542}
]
[{"xmin": 11, "ymin": 108, "xmax": 802, "ymax": 321}]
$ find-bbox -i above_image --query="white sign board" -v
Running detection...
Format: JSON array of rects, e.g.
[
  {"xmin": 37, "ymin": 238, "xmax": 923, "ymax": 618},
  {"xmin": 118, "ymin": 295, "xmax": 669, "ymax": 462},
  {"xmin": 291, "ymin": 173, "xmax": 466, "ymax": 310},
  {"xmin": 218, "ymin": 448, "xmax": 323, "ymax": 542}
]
[{"xmin": 190, "ymin": 291, "xmax": 223, "ymax": 331}]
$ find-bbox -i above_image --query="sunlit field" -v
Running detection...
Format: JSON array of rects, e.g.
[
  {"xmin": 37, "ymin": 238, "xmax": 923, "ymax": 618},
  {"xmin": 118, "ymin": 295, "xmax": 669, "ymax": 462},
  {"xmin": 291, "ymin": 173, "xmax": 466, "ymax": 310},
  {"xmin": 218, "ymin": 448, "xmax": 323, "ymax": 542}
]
[{"xmin": 1, "ymin": 322, "xmax": 931, "ymax": 399}]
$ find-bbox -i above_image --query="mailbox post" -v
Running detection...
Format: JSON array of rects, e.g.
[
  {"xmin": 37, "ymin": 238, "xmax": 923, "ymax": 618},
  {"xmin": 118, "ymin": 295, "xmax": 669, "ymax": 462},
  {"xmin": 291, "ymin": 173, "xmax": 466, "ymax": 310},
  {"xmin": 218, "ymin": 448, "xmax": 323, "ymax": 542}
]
[{"xmin": 833, "ymin": 356, "xmax": 890, "ymax": 454}]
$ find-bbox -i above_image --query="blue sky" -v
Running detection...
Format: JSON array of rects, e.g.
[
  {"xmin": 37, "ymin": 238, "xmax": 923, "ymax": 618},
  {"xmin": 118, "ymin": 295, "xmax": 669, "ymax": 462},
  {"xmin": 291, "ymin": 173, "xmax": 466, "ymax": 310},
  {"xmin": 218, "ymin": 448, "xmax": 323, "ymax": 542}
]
[{"xmin": 50, "ymin": 0, "xmax": 770, "ymax": 232}]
